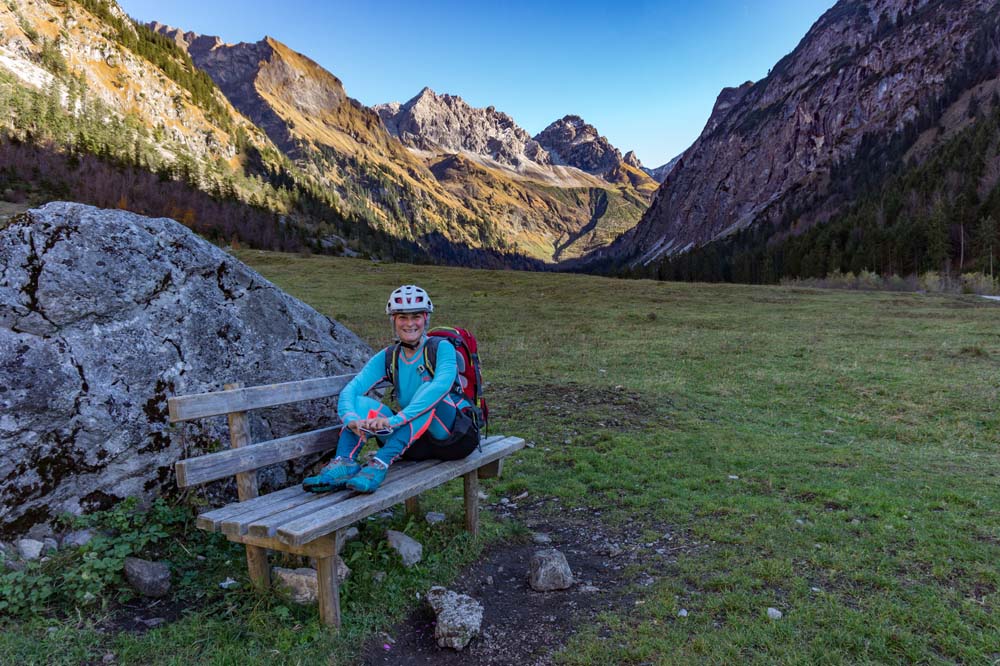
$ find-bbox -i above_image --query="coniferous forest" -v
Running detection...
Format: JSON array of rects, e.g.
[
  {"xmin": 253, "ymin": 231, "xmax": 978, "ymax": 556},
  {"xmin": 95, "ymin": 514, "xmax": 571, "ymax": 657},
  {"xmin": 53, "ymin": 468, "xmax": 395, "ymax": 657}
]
[{"xmin": 631, "ymin": 90, "xmax": 1000, "ymax": 289}]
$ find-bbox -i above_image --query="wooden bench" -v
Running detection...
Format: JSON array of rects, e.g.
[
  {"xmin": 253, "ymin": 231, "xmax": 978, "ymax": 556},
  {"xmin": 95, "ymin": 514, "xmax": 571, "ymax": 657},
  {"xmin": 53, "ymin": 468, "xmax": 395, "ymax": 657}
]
[{"xmin": 167, "ymin": 374, "xmax": 524, "ymax": 627}]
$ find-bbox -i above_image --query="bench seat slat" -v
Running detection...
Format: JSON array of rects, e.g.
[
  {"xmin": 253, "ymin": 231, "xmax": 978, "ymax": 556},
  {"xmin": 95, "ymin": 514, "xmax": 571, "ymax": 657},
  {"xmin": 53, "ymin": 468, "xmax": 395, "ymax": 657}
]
[
  {"xmin": 277, "ymin": 436, "xmax": 525, "ymax": 546},
  {"xmin": 196, "ymin": 484, "xmax": 308, "ymax": 531},
  {"xmin": 229, "ymin": 459, "xmax": 436, "ymax": 537},
  {"xmin": 168, "ymin": 374, "xmax": 357, "ymax": 423},
  {"xmin": 245, "ymin": 460, "xmax": 441, "ymax": 537},
  {"xmin": 198, "ymin": 436, "xmax": 506, "ymax": 536},
  {"xmin": 176, "ymin": 426, "xmax": 342, "ymax": 488}
]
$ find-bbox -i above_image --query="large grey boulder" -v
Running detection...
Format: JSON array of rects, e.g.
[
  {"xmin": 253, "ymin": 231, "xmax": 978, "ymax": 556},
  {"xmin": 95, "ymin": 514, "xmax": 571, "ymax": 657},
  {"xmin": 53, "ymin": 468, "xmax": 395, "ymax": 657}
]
[{"xmin": 0, "ymin": 202, "xmax": 371, "ymax": 537}]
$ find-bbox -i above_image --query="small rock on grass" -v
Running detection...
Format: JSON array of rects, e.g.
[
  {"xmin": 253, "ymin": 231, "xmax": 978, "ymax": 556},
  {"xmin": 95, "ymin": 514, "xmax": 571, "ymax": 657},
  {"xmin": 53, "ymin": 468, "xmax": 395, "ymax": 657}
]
[
  {"xmin": 17, "ymin": 539, "xmax": 44, "ymax": 560},
  {"xmin": 528, "ymin": 549, "xmax": 573, "ymax": 591},
  {"xmin": 219, "ymin": 577, "xmax": 240, "ymax": 589},
  {"xmin": 767, "ymin": 607, "xmax": 783, "ymax": 620},
  {"xmin": 336, "ymin": 526, "xmax": 360, "ymax": 553},
  {"xmin": 531, "ymin": 532, "xmax": 552, "ymax": 545},
  {"xmin": 678, "ymin": 608, "xmax": 689, "ymax": 617},
  {"xmin": 426, "ymin": 586, "xmax": 483, "ymax": 650},
  {"xmin": 61, "ymin": 529, "xmax": 95, "ymax": 549},
  {"xmin": 386, "ymin": 530, "xmax": 422, "ymax": 567},
  {"xmin": 124, "ymin": 557, "xmax": 171, "ymax": 598},
  {"xmin": 425, "ymin": 511, "xmax": 446, "ymax": 525},
  {"xmin": 272, "ymin": 562, "xmax": 350, "ymax": 605}
]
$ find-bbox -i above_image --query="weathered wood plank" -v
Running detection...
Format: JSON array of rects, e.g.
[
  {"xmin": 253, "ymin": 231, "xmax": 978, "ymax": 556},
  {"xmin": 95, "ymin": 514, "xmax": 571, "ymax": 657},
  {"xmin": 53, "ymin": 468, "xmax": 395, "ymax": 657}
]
[
  {"xmin": 225, "ymin": 382, "xmax": 269, "ymax": 590},
  {"xmin": 196, "ymin": 484, "xmax": 307, "ymax": 532},
  {"xmin": 240, "ymin": 438, "xmax": 502, "ymax": 538},
  {"xmin": 277, "ymin": 436, "xmax": 524, "ymax": 546},
  {"xmin": 168, "ymin": 374, "xmax": 357, "ymax": 423},
  {"xmin": 198, "ymin": 455, "xmax": 445, "ymax": 534},
  {"xmin": 220, "ymin": 490, "xmax": 339, "ymax": 537},
  {"xmin": 463, "ymin": 470, "xmax": 479, "ymax": 535},
  {"xmin": 317, "ymin": 541, "xmax": 342, "ymax": 628},
  {"xmin": 227, "ymin": 532, "xmax": 337, "ymax": 559},
  {"xmin": 176, "ymin": 426, "xmax": 342, "ymax": 488},
  {"xmin": 405, "ymin": 497, "xmax": 420, "ymax": 515},
  {"xmin": 246, "ymin": 460, "xmax": 441, "ymax": 538}
]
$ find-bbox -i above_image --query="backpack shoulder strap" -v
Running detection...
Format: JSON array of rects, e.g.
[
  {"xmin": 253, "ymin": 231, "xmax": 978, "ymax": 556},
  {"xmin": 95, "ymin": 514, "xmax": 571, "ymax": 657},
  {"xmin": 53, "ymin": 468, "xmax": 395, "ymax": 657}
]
[
  {"xmin": 422, "ymin": 336, "xmax": 442, "ymax": 377},
  {"xmin": 383, "ymin": 343, "xmax": 401, "ymax": 387}
]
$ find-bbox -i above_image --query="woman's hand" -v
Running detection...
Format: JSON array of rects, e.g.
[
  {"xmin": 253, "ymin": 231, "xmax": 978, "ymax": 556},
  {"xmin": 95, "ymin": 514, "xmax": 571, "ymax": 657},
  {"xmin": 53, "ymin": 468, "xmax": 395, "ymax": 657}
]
[
  {"xmin": 366, "ymin": 415, "xmax": 392, "ymax": 432},
  {"xmin": 346, "ymin": 419, "xmax": 364, "ymax": 436}
]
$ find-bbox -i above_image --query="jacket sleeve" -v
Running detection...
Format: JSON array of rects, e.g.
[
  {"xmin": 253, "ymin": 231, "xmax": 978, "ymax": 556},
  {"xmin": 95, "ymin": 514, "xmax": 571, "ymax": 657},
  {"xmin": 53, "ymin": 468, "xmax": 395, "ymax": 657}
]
[
  {"xmin": 337, "ymin": 348, "xmax": 388, "ymax": 423},
  {"xmin": 387, "ymin": 340, "xmax": 457, "ymax": 429}
]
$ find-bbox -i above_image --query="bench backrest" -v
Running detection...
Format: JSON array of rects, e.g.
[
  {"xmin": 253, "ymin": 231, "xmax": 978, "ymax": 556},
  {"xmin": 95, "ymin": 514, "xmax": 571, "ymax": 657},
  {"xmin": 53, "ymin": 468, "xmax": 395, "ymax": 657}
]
[{"xmin": 167, "ymin": 373, "xmax": 359, "ymax": 488}]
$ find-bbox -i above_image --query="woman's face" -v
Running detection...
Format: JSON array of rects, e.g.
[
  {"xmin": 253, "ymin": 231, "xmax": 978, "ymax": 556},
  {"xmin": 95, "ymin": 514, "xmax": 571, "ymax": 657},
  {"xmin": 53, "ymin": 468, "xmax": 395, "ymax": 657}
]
[{"xmin": 393, "ymin": 312, "xmax": 427, "ymax": 346}]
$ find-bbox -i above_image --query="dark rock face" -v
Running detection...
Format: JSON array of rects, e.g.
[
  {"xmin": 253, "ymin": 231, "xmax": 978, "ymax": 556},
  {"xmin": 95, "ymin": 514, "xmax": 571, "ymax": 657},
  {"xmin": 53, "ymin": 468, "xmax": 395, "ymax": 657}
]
[
  {"xmin": 608, "ymin": 0, "xmax": 1000, "ymax": 265},
  {"xmin": 533, "ymin": 115, "xmax": 622, "ymax": 175},
  {"xmin": 0, "ymin": 202, "xmax": 371, "ymax": 537}
]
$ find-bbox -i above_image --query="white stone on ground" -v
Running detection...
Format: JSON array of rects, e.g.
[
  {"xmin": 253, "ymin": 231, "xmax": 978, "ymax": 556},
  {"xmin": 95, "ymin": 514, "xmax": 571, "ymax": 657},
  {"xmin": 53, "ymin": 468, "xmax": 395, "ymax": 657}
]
[
  {"xmin": 531, "ymin": 532, "xmax": 552, "ymax": 545},
  {"xmin": 426, "ymin": 586, "xmax": 483, "ymax": 650},
  {"xmin": 386, "ymin": 530, "xmax": 423, "ymax": 567},
  {"xmin": 425, "ymin": 511, "xmax": 446, "ymax": 525},
  {"xmin": 678, "ymin": 608, "xmax": 689, "ymax": 617},
  {"xmin": 767, "ymin": 607, "xmax": 783, "ymax": 620},
  {"xmin": 528, "ymin": 548, "xmax": 574, "ymax": 591}
]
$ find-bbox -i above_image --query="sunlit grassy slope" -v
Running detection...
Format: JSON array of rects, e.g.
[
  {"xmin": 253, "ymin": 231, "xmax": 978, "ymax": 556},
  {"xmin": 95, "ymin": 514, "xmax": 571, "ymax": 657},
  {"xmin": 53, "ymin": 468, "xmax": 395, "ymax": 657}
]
[{"xmin": 236, "ymin": 251, "xmax": 999, "ymax": 664}]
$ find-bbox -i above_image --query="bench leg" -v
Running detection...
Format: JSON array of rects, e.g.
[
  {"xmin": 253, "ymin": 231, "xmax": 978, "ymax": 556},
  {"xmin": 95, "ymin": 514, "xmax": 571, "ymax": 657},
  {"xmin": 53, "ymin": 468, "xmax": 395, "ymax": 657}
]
[
  {"xmin": 463, "ymin": 470, "xmax": 479, "ymax": 536},
  {"xmin": 316, "ymin": 531, "xmax": 342, "ymax": 628},
  {"xmin": 246, "ymin": 545, "xmax": 270, "ymax": 590},
  {"xmin": 405, "ymin": 496, "xmax": 420, "ymax": 516}
]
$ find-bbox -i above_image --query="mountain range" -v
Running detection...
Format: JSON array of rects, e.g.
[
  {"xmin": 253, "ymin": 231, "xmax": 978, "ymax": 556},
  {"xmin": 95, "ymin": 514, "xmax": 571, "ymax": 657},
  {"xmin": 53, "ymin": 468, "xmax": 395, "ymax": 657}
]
[
  {"xmin": 2, "ymin": 0, "xmax": 998, "ymax": 282},
  {"xmin": 598, "ymin": 0, "xmax": 1000, "ymax": 282}
]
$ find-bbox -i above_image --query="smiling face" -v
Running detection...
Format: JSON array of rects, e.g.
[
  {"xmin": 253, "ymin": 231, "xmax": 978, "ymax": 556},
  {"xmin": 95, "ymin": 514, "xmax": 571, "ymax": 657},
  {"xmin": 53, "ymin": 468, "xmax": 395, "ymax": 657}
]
[{"xmin": 393, "ymin": 312, "xmax": 428, "ymax": 346}]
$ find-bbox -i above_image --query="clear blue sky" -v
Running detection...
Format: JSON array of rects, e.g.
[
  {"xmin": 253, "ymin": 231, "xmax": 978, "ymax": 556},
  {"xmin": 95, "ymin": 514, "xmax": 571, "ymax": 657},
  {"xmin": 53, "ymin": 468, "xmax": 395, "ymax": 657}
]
[{"xmin": 117, "ymin": 0, "xmax": 836, "ymax": 167}]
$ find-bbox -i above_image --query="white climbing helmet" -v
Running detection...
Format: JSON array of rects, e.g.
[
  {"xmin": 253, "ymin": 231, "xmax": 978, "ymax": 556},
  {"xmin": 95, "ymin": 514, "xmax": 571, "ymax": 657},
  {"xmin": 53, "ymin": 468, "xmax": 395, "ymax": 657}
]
[{"xmin": 386, "ymin": 284, "xmax": 434, "ymax": 315}]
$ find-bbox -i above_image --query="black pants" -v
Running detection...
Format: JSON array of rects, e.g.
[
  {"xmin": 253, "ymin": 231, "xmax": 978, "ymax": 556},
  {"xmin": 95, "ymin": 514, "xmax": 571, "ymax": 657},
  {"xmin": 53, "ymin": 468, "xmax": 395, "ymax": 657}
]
[{"xmin": 402, "ymin": 407, "xmax": 480, "ymax": 461}]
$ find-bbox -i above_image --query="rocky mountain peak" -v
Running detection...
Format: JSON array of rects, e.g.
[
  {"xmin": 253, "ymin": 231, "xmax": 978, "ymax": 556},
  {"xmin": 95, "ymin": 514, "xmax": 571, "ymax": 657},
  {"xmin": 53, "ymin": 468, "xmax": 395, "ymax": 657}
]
[
  {"xmin": 374, "ymin": 88, "xmax": 551, "ymax": 169},
  {"xmin": 623, "ymin": 150, "xmax": 643, "ymax": 169},
  {"xmin": 533, "ymin": 115, "xmax": 622, "ymax": 175}
]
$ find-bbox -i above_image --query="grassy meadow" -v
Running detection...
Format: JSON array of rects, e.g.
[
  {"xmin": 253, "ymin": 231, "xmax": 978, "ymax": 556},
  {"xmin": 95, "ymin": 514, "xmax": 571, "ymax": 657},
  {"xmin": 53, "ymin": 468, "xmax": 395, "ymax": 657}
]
[{"xmin": 3, "ymin": 250, "xmax": 998, "ymax": 664}]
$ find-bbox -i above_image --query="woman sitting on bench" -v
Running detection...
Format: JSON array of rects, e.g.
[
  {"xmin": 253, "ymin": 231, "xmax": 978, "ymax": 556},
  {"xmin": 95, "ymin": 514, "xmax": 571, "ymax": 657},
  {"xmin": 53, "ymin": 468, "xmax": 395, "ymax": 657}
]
[{"xmin": 303, "ymin": 285, "xmax": 479, "ymax": 494}]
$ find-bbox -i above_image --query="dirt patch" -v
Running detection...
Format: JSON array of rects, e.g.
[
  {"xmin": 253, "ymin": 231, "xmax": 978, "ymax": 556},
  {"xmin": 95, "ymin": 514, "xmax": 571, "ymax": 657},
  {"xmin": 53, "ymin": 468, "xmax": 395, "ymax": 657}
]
[
  {"xmin": 363, "ymin": 497, "xmax": 696, "ymax": 666},
  {"xmin": 91, "ymin": 594, "xmax": 193, "ymax": 635},
  {"xmin": 492, "ymin": 382, "xmax": 671, "ymax": 433}
]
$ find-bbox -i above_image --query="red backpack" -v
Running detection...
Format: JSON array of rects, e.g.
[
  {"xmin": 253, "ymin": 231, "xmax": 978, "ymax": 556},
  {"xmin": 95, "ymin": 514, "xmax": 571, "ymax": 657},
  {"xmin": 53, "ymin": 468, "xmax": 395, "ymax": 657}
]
[{"xmin": 384, "ymin": 326, "xmax": 489, "ymax": 430}]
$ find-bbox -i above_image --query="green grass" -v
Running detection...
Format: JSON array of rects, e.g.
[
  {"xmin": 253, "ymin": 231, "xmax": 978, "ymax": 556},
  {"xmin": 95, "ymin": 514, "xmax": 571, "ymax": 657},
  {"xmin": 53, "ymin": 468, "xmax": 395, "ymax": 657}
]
[{"xmin": 3, "ymin": 251, "xmax": 999, "ymax": 664}]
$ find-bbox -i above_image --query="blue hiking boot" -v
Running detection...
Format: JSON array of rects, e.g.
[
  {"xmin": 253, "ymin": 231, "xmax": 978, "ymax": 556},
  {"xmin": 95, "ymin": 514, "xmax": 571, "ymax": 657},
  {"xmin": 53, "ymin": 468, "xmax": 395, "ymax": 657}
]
[
  {"xmin": 345, "ymin": 461, "xmax": 389, "ymax": 493},
  {"xmin": 303, "ymin": 457, "xmax": 360, "ymax": 493}
]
